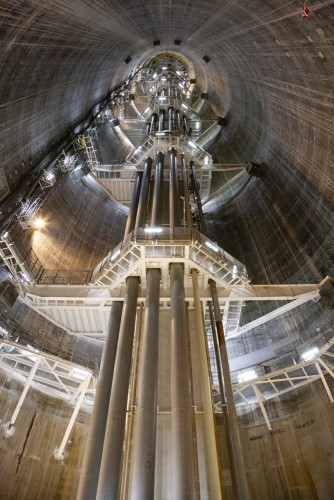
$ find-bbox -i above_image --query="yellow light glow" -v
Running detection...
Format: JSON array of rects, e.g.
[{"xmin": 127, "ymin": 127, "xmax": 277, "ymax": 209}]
[{"xmin": 33, "ymin": 217, "xmax": 45, "ymax": 229}]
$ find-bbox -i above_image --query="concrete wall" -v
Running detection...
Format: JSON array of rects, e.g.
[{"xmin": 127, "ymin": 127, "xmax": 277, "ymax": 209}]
[{"xmin": 0, "ymin": 345, "xmax": 333, "ymax": 499}]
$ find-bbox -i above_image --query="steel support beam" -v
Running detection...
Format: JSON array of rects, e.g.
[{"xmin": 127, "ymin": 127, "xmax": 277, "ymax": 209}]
[
  {"xmin": 54, "ymin": 372, "xmax": 92, "ymax": 460},
  {"xmin": 76, "ymin": 301, "xmax": 123, "ymax": 500},
  {"xmin": 6, "ymin": 356, "xmax": 41, "ymax": 433}
]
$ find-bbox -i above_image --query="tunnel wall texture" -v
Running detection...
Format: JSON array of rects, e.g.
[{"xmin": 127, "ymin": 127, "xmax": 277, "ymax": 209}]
[
  {"xmin": 0, "ymin": 1, "xmax": 333, "ymax": 498},
  {"xmin": 0, "ymin": 372, "xmax": 333, "ymax": 499}
]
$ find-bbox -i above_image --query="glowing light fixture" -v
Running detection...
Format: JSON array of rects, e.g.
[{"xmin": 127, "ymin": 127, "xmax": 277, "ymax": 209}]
[
  {"xmin": 238, "ymin": 370, "xmax": 257, "ymax": 383},
  {"xmin": 72, "ymin": 368, "xmax": 89, "ymax": 380},
  {"xmin": 301, "ymin": 347, "xmax": 319, "ymax": 361},
  {"xmin": 144, "ymin": 227, "xmax": 163, "ymax": 234},
  {"xmin": 33, "ymin": 217, "xmax": 45, "ymax": 229},
  {"xmin": 110, "ymin": 249, "xmax": 121, "ymax": 261},
  {"xmin": 205, "ymin": 241, "xmax": 219, "ymax": 253}
]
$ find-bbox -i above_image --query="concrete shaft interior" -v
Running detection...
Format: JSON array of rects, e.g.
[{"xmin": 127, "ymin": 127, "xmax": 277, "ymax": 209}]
[{"xmin": 0, "ymin": 2, "xmax": 333, "ymax": 499}]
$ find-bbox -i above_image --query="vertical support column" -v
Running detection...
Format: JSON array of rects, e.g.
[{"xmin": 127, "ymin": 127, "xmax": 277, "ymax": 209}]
[
  {"xmin": 190, "ymin": 161, "xmax": 206, "ymax": 234},
  {"xmin": 181, "ymin": 155, "xmax": 193, "ymax": 229},
  {"xmin": 124, "ymin": 173, "xmax": 143, "ymax": 240},
  {"xmin": 210, "ymin": 280, "xmax": 251, "ymax": 500},
  {"xmin": 168, "ymin": 106, "xmax": 174, "ymax": 132},
  {"xmin": 135, "ymin": 157, "xmax": 153, "ymax": 229},
  {"xmin": 76, "ymin": 301, "xmax": 123, "ymax": 500},
  {"xmin": 97, "ymin": 276, "xmax": 140, "ymax": 500},
  {"xmin": 129, "ymin": 268, "xmax": 161, "ymax": 500},
  {"xmin": 252, "ymin": 384, "xmax": 272, "ymax": 431},
  {"xmin": 159, "ymin": 110, "xmax": 165, "ymax": 132},
  {"xmin": 191, "ymin": 270, "xmax": 222, "ymax": 498},
  {"xmin": 6, "ymin": 356, "xmax": 41, "ymax": 432},
  {"xmin": 54, "ymin": 372, "xmax": 92, "ymax": 460},
  {"xmin": 169, "ymin": 148, "xmax": 181, "ymax": 227},
  {"xmin": 151, "ymin": 152, "xmax": 164, "ymax": 227},
  {"xmin": 151, "ymin": 113, "xmax": 158, "ymax": 133},
  {"xmin": 170, "ymin": 263, "xmax": 196, "ymax": 499}
]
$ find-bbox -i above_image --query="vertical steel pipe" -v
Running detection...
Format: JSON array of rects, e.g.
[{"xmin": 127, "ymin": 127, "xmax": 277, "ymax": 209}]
[
  {"xmin": 129, "ymin": 268, "xmax": 161, "ymax": 500},
  {"xmin": 209, "ymin": 280, "xmax": 251, "ymax": 500},
  {"xmin": 169, "ymin": 148, "xmax": 181, "ymax": 227},
  {"xmin": 191, "ymin": 270, "xmax": 222, "ymax": 498},
  {"xmin": 183, "ymin": 115, "xmax": 188, "ymax": 135},
  {"xmin": 159, "ymin": 110, "xmax": 165, "ymax": 132},
  {"xmin": 97, "ymin": 277, "xmax": 140, "ymax": 500},
  {"xmin": 181, "ymin": 155, "xmax": 192, "ymax": 229},
  {"xmin": 208, "ymin": 301, "xmax": 238, "ymax": 498},
  {"xmin": 168, "ymin": 106, "xmax": 174, "ymax": 132},
  {"xmin": 176, "ymin": 109, "xmax": 181, "ymax": 132},
  {"xmin": 151, "ymin": 152, "xmax": 164, "ymax": 226},
  {"xmin": 190, "ymin": 161, "xmax": 206, "ymax": 234},
  {"xmin": 76, "ymin": 301, "xmax": 123, "ymax": 500},
  {"xmin": 135, "ymin": 157, "xmax": 153, "ymax": 229},
  {"xmin": 170, "ymin": 263, "xmax": 196, "ymax": 500},
  {"xmin": 151, "ymin": 113, "xmax": 158, "ymax": 132},
  {"xmin": 124, "ymin": 172, "xmax": 142, "ymax": 240}
]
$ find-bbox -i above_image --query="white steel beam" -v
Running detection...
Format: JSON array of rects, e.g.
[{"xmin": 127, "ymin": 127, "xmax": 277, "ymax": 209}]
[
  {"xmin": 6, "ymin": 356, "xmax": 41, "ymax": 433},
  {"xmin": 54, "ymin": 372, "xmax": 92, "ymax": 460},
  {"xmin": 227, "ymin": 291, "xmax": 320, "ymax": 339}
]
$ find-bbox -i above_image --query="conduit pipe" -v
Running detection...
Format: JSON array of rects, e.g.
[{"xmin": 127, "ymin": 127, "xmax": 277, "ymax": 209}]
[
  {"xmin": 168, "ymin": 106, "xmax": 174, "ymax": 132},
  {"xmin": 190, "ymin": 161, "xmax": 206, "ymax": 234},
  {"xmin": 158, "ymin": 110, "xmax": 165, "ymax": 132},
  {"xmin": 129, "ymin": 268, "xmax": 161, "ymax": 500},
  {"xmin": 123, "ymin": 172, "xmax": 142, "ymax": 240},
  {"xmin": 181, "ymin": 155, "xmax": 192, "ymax": 229},
  {"xmin": 76, "ymin": 301, "xmax": 123, "ymax": 500},
  {"xmin": 135, "ymin": 157, "xmax": 152, "ymax": 229},
  {"xmin": 170, "ymin": 263, "xmax": 196, "ymax": 499},
  {"xmin": 191, "ymin": 270, "xmax": 222, "ymax": 498},
  {"xmin": 169, "ymin": 148, "xmax": 181, "ymax": 227},
  {"xmin": 151, "ymin": 152, "xmax": 164, "ymax": 226},
  {"xmin": 96, "ymin": 276, "xmax": 140, "ymax": 500},
  {"xmin": 209, "ymin": 280, "xmax": 251, "ymax": 500},
  {"xmin": 208, "ymin": 301, "xmax": 238, "ymax": 498},
  {"xmin": 151, "ymin": 113, "xmax": 158, "ymax": 133},
  {"xmin": 175, "ymin": 109, "xmax": 181, "ymax": 132}
]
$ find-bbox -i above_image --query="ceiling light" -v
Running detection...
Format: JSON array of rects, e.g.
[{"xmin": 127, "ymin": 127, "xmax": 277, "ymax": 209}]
[
  {"xmin": 2, "ymin": 231, "xmax": 9, "ymax": 239},
  {"xmin": 238, "ymin": 370, "xmax": 257, "ymax": 383},
  {"xmin": 301, "ymin": 347, "xmax": 319, "ymax": 361}
]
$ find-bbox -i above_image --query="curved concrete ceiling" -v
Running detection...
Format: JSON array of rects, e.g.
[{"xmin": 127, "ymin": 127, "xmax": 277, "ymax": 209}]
[
  {"xmin": 0, "ymin": 1, "xmax": 333, "ymax": 373},
  {"xmin": 1, "ymin": 0, "xmax": 333, "ymax": 200}
]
